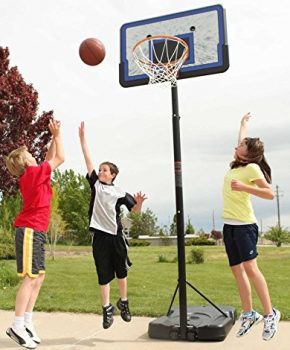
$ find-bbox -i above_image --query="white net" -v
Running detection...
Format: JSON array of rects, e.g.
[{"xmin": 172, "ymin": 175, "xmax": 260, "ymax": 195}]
[{"xmin": 132, "ymin": 35, "xmax": 189, "ymax": 86}]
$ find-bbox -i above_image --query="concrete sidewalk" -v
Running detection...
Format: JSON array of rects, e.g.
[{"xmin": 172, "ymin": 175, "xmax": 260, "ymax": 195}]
[{"xmin": 0, "ymin": 310, "xmax": 289, "ymax": 350}]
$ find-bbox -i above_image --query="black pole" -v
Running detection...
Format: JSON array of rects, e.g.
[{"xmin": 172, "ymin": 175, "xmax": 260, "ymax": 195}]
[{"xmin": 171, "ymin": 84, "xmax": 187, "ymax": 339}]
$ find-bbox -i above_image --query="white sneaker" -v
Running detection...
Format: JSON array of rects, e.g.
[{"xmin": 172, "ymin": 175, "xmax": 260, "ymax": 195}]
[
  {"xmin": 262, "ymin": 308, "xmax": 281, "ymax": 341},
  {"xmin": 236, "ymin": 310, "xmax": 263, "ymax": 337},
  {"xmin": 25, "ymin": 324, "xmax": 41, "ymax": 344},
  {"xmin": 6, "ymin": 327, "xmax": 37, "ymax": 349}
]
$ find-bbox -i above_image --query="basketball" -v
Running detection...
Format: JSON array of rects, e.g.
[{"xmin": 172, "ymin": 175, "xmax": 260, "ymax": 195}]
[{"xmin": 79, "ymin": 38, "xmax": 106, "ymax": 66}]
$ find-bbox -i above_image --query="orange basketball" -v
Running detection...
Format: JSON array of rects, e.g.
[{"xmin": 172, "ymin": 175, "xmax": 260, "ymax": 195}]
[{"xmin": 79, "ymin": 38, "xmax": 106, "ymax": 66}]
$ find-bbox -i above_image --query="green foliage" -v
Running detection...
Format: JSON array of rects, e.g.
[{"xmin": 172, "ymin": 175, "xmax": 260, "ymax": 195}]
[
  {"xmin": 128, "ymin": 208, "xmax": 159, "ymax": 238},
  {"xmin": 185, "ymin": 217, "xmax": 195, "ymax": 235},
  {"xmin": 190, "ymin": 237, "xmax": 215, "ymax": 246},
  {"xmin": 188, "ymin": 247, "xmax": 205, "ymax": 264},
  {"xmin": 129, "ymin": 239, "xmax": 150, "ymax": 247},
  {"xmin": 0, "ymin": 261, "xmax": 19, "ymax": 289},
  {"xmin": 0, "ymin": 195, "xmax": 20, "ymax": 259},
  {"xmin": 0, "ymin": 243, "xmax": 16, "ymax": 259},
  {"xmin": 264, "ymin": 225, "xmax": 290, "ymax": 247},
  {"xmin": 0, "ymin": 194, "xmax": 22, "ymax": 245},
  {"xmin": 169, "ymin": 214, "xmax": 177, "ymax": 236},
  {"xmin": 47, "ymin": 184, "xmax": 67, "ymax": 259},
  {"xmin": 53, "ymin": 169, "xmax": 91, "ymax": 245},
  {"xmin": 157, "ymin": 254, "xmax": 177, "ymax": 263}
]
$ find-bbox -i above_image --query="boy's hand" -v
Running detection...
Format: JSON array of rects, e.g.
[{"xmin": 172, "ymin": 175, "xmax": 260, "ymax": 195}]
[
  {"xmin": 241, "ymin": 112, "xmax": 251, "ymax": 126},
  {"xmin": 48, "ymin": 119, "xmax": 61, "ymax": 138},
  {"xmin": 134, "ymin": 191, "xmax": 147, "ymax": 205}
]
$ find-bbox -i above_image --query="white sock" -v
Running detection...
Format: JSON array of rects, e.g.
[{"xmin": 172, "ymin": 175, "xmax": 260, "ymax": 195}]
[
  {"xmin": 12, "ymin": 316, "xmax": 25, "ymax": 330},
  {"xmin": 24, "ymin": 312, "xmax": 33, "ymax": 325}
]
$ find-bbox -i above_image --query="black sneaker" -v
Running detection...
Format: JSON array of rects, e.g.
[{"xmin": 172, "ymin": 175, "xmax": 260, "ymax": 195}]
[
  {"xmin": 102, "ymin": 304, "xmax": 116, "ymax": 329},
  {"xmin": 117, "ymin": 298, "xmax": 131, "ymax": 322}
]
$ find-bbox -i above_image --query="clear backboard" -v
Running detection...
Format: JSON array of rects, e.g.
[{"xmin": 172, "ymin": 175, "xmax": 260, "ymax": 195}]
[{"xmin": 119, "ymin": 4, "xmax": 229, "ymax": 87}]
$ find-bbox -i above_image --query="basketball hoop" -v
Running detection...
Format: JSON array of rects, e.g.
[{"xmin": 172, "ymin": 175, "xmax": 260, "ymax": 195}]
[{"xmin": 132, "ymin": 35, "xmax": 189, "ymax": 86}]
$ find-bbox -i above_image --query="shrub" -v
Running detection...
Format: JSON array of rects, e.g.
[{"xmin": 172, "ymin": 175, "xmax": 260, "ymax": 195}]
[
  {"xmin": 0, "ymin": 262, "xmax": 19, "ymax": 289},
  {"xmin": 157, "ymin": 254, "xmax": 177, "ymax": 263},
  {"xmin": 157, "ymin": 254, "xmax": 168, "ymax": 263},
  {"xmin": 128, "ymin": 239, "xmax": 150, "ymax": 247},
  {"xmin": 0, "ymin": 243, "xmax": 16, "ymax": 259},
  {"xmin": 188, "ymin": 248, "xmax": 205, "ymax": 264},
  {"xmin": 190, "ymin": 237, "xmax": 215, "ymax": 246}
]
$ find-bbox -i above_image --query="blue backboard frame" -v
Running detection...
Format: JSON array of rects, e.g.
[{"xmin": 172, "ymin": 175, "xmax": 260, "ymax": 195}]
[{"xmin": 119, "ymin": 4, "xmax": 229, "ymax": 88}]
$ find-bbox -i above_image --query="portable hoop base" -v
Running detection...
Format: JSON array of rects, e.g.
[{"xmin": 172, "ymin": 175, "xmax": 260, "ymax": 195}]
[{"xmin": 148, "ymin": 305, "xmax": 236, "ymax": 342}]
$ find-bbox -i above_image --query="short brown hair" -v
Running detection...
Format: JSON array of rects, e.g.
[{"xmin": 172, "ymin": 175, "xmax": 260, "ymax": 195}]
[
  {"xmin": 101, "ymin": 161, "xmax": 119, "ymax": 182},
  {"xmin": 6, "ymin": 146, "xmax": 28, "ymax": 177}
]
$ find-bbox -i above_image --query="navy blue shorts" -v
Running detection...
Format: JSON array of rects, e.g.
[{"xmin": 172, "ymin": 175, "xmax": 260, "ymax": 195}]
[{"xmin": 223, "ymin": 223, "xmax": 258, "ymax": 266}]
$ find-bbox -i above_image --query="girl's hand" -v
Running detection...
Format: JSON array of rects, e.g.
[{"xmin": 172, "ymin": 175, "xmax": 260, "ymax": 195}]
[
  {"xmin": 231, "ymin": 179, "xmax": 245, "ymax": 192},
  {"xmin": 79, "ymin": 121, "xmax": 85, "ymax": 140},
  {"xmin": 241, "ymin": 112, "xmax": 251, "ymax": 125}
]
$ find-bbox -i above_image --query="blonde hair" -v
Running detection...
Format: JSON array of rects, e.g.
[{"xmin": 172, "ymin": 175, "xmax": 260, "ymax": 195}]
[{"xmin": 6, "ymin": 146, "xmax": 29, "ymax": 177}]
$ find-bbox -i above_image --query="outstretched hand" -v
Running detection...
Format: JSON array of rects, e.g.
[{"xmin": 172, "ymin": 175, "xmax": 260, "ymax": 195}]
[
  {"xmin": 241, "ymin": 112, "xmax": 251, "ymax": 125},
  {"xmin": 134, "ymin": 191, "xmax": 147, "ymax": 205},
  {"xmin": 48, "ymin": 119, "xmax": 61, "ymax": 138},
  {"xmin": 79, "ymin": 121, "xmax": 85, "ymax": 140}
]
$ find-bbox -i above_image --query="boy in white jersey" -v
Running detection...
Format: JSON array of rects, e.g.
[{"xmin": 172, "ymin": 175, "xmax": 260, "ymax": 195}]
[
  {"xmin": 78, "ymin": 121, "xmax": 146, "ymax": 329},
  {"xmin": 222, "ymin": 113, "xmax": 280, "ymax": 341}
]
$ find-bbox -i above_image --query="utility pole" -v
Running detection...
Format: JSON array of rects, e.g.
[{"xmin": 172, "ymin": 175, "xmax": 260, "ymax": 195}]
[
  {"xmin": 275, "ymin": 185, "xmax": 282, "ymax": 229},
  {"xmin": 212, "ymin": 210, "xmax": 215, "ymax": 230}
]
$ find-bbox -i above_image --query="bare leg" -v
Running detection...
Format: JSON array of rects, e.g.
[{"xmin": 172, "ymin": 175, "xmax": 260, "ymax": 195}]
[
  {"xmin": 15, "ymin": 276, "xmax": 37, "ymax": 316},
  {"xmin": 243, "ymin": 259, "xmax": 272, "ymax": 315},
  {"xmin": 100, "ymin": 283, "xmax": 110, "ymax": 306},
  {"xmin": 117, "ymin": 277, "xmax": 127, "ymax": 300},
  {"xmin": 25, "ymin": 274, "xmax": 45, "ymax": 313},
  {"xmin": 231, "ymin": 263, "xmax": 252, "ymax": 312}
]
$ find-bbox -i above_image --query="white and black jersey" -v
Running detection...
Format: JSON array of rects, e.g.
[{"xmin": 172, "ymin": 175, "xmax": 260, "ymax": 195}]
[{"xmin": 86, "ymin": 170, "xmax": 136, "ymax": 235}]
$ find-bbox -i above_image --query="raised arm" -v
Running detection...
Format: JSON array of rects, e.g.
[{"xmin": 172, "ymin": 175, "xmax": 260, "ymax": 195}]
[
  {"xmin": 238, "ymin": 112, "xmax": 251, "ymax": 145},
  {"xmin": 78, "ymin": 121, "xmax": 94, "ymax": 176},
  {"xmin": 131, "ymin": 191, "xmax": 147, "ymax": 213},
  {"xmin": 45, "ymin": 138, "xmax": 56, "ymax": 161},
  {"xmin": 47, "ymin": 119, "xmax": 65, "ymax": 170}
]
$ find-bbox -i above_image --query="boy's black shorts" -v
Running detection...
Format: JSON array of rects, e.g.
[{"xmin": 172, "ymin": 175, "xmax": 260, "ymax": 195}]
[
  {"xmin": 223, "ymin": 223, "xmax": 258, "ymax": 266},
  {"xmin": 15, "ymin": 227, "xmax": 46, "ymax": 277},
  {"xmin": 91, "ymin": 229, "xmax": 131, "ymax": 285}
]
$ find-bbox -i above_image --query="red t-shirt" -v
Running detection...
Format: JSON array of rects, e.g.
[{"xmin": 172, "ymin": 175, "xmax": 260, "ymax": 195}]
[{"xmin": 14, "ymin": 161, "xmax": 52, "ymax": 231}]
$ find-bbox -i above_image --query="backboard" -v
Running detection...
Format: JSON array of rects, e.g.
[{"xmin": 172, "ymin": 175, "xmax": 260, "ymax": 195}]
[{"xmin": 119, "ymin": 4, "xmax": 229, "ymax": 88}]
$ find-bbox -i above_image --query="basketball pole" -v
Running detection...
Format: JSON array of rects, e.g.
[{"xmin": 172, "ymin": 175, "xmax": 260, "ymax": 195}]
[{"xmin": 171, "ymin": 84, "xmax": 187, "ymax": 340}]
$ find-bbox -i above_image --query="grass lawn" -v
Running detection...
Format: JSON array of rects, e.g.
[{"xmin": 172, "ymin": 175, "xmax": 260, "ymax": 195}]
[{"xmin": 1, "ymin": 245, "xmax": 290, "ymax": 320}]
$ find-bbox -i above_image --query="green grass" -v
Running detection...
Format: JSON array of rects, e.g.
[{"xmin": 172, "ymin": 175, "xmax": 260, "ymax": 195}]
[{"xmin": 1, "ymin": 245, "xmax": 290, "ymax": 320}]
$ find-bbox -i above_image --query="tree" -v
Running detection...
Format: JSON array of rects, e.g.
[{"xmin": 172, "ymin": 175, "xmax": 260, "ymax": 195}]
[
  {"xmin": 53, "ymin": 169, "xmax": 91, "ymax": 245},
  {"xmin": 0, "ymin": 194, "xmax": 22, "ymax": 244},
  {"xmin": 47, "ymin": 184, "xmax": 67, "ymax": 260},
  {"xmin": 128, "ymin": 208, "xmax": 159, "ymax": 238},
  {"xmin": 169, "ymin": 214, "xmax": 177, "ymax": 236},
  {"xmin": 264, "ymin": 225, "xmax": 290, "ymax": 247},
  {"xmin": 185, "ymin": 217, "xmax": 195, "ymax": 235},
  {"xmin": 0, "ymin": 47, "xmax": 52, "ymax": 196}
]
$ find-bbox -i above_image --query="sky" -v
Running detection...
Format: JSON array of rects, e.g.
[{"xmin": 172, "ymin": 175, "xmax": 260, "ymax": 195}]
[{"xmin": 1, "ymin": 0, "xmax": 290, "ymax": 233}]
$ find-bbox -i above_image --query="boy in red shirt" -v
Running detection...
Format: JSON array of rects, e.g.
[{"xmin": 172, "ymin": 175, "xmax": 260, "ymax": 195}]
[{"xmin": 5, "ymin": 119, "xmax": 64, "ymax": 349}]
